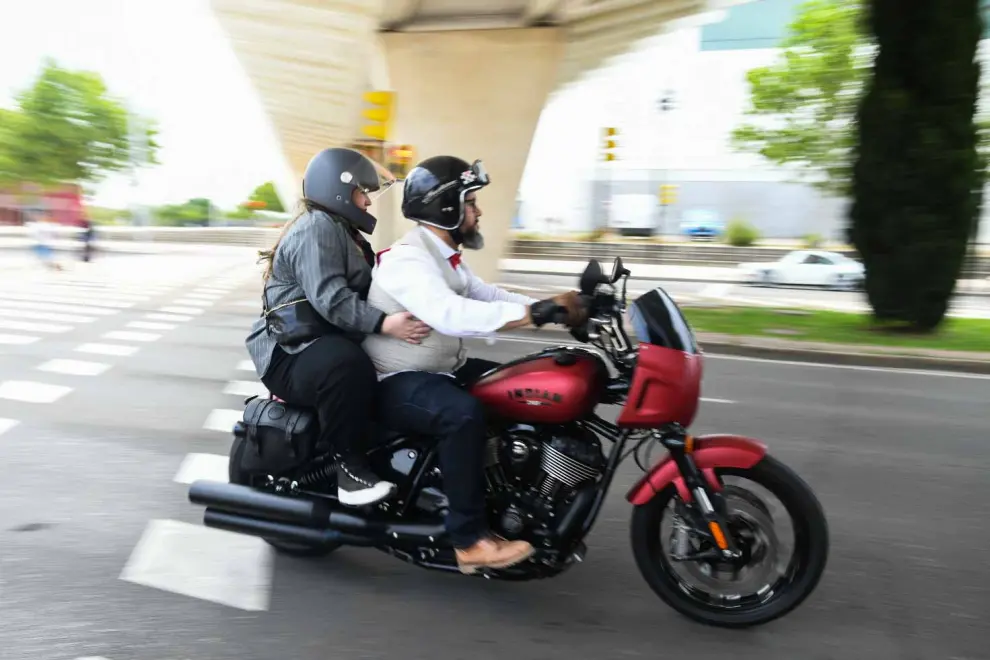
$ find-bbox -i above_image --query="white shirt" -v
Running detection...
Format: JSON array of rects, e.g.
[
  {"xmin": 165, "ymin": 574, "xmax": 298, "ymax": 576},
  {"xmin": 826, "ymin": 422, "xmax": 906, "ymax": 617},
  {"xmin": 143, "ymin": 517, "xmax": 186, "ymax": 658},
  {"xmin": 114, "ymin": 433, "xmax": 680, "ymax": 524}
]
[{"xmin": 374, "ymin": 226, "xmax": 538, "ymax": 338}]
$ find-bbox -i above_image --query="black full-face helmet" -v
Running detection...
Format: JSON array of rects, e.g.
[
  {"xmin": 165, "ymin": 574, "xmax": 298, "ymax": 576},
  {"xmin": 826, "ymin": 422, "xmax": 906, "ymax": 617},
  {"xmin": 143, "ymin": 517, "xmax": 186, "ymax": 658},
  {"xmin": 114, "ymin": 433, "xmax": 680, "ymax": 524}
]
[
  {"xmin": 401, "ymin": 156, "xmax": 490, "ymax": 234},
  {"xmin": 301, "ymin": 147, "xmax": 396, "ymax": 234}
]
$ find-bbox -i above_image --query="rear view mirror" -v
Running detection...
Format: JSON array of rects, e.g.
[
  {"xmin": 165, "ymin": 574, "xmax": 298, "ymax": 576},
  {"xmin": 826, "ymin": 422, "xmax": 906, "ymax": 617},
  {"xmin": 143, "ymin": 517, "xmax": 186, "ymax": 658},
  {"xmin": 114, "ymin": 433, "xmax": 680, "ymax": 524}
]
[
  {"xmin": 580, "ymin": 260, "xmax": 604, "ymax": 295},
  {"xmin": 611, "ymin": 256, "xmax": 630, "ymax": 283}
]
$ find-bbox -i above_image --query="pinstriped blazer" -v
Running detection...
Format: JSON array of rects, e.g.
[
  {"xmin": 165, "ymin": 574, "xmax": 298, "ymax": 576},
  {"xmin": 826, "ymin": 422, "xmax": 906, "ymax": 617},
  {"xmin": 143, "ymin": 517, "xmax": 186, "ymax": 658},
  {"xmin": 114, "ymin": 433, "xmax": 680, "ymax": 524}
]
[{"xmin": 245, "ymin": 209, "xmax": 386, "ymax": 378}]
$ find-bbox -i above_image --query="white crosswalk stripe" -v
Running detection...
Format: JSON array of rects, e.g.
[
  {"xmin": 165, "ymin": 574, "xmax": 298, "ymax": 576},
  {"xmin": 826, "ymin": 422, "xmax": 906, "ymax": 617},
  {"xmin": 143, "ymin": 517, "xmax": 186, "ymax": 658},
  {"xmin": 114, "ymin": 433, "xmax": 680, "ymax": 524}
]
[
  {"xmin": 137, "ymin": 354, "xmax": 277, "ymax": 611},
  {"xmin": 0, "ymin": 256, "xmax": 262, "ymax": 457},
  {"xmin": 223, "ymin": 380, "xmax": 269, "ymax": 398},
  {"xmin": 36, "ymin": 359, "xmax": 111, "ymax": 376},
  {"xmin": 160, "ymin": 306, "xmax": 205, "ymax": 315},
  {"xmin": 0, "ymin": 333, "xmax": 40, "ymax": 345},
  {"xmin": 0, "ymin": 380, "xmax": 73, "ymax": 403},
  {"xmin": 120, "ymin": 518, "xmax": 273, "ymax": 612},
  {"xmin": 0, "ymin": 319, "xmax": 73, "ymax": 334},
  {"xmin": 75, "ymin": 343, "xmax": 140, "ymax": 357},
  {"xmin": 0, "ymin": 255, "xmax": 263, "ymax": 349},
  {"xmin": 203, "ymin": 408, "xmax": 243, "ymax": 433}
]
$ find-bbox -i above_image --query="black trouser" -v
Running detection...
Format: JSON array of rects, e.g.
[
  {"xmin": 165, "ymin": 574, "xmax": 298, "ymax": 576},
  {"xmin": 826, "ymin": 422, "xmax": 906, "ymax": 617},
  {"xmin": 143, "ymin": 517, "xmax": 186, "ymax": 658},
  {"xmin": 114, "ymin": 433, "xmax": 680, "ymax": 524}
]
[
  {"xmin": 376, "ymin": 358, "xmax": 499, "ymax": 549},
  {"xmin": 262, "ymin": 336, "xmax": 377, "ymax": 461}
]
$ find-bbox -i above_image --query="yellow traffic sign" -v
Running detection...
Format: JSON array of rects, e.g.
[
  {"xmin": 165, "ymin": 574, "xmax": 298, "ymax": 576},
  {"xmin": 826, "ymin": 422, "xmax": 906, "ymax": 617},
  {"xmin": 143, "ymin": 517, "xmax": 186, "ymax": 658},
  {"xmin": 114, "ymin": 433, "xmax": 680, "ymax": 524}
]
[
  {"xmin": 387, "ymin": 144, "xmax": 416, "ymax": 179},
  {"xmin": 659, "ymin": 183, "xmax": 678, "ymax": 206},
  {"xmin": 360, "ymin": 90, "xmax": 395, "ymax": 142},
  {"xmin": 602, "ymin": 127, "xmax": 618, "ymax": 162}
]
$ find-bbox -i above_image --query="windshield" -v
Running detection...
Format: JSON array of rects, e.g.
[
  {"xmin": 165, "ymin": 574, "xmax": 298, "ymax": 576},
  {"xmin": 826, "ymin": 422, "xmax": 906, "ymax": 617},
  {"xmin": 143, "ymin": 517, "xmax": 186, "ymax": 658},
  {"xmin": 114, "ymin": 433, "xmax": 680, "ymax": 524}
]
[{"xmin": 628, "ymin": 288, "xmax": 699, "ymax": 354}]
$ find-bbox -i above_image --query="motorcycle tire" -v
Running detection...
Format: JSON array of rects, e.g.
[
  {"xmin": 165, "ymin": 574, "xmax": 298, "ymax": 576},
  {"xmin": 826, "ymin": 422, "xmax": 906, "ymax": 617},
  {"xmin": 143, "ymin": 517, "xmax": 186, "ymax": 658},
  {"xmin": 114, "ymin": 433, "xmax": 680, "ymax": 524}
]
[
  {"xmin": 228, "ymin": 436, "xmax": 341, "ymax": 558},
  {"xmin": 630, "ymin": 454, "xmax": 829, "ymax": 628}
]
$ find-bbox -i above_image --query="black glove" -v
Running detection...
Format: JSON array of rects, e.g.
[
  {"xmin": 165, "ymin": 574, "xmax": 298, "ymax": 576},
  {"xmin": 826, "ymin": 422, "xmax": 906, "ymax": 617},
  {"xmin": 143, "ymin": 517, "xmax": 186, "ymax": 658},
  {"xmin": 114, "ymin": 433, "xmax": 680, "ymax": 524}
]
[{"xmin": 530, "ymin": 298, "xmax": 569, "ymax": 327}]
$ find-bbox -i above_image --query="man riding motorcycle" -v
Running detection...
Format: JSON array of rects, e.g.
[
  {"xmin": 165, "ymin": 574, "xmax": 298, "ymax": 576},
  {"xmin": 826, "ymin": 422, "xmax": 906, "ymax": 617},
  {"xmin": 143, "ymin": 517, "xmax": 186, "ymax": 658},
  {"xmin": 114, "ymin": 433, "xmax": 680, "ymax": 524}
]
[{"xmin": 362, "ymin": 155, "xmax": 586, "ymax": 574}]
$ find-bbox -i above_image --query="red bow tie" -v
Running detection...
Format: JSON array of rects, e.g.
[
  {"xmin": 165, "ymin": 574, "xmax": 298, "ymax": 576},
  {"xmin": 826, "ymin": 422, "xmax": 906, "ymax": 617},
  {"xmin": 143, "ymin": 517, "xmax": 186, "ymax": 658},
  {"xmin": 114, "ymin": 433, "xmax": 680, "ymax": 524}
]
[{"xmin": 449, "ymin": 253, "xmax": 462, "ymax": 269}]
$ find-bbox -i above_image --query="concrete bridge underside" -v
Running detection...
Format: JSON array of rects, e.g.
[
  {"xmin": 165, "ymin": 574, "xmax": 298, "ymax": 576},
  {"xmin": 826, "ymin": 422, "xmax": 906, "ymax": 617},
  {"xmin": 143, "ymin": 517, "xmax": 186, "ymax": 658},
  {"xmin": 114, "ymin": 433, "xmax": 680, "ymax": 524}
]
[{"xmin": 209, "ymin": 0, "xmax": 744, "ymax": 278}]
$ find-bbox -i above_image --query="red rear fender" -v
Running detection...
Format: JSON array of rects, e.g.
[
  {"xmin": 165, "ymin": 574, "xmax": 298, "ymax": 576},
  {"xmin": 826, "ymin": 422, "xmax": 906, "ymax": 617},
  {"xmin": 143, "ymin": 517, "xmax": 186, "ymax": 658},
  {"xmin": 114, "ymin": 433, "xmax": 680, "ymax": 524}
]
[{"xmin": 625, "ymin": 434, "xmax": 767, "ymax": 506}]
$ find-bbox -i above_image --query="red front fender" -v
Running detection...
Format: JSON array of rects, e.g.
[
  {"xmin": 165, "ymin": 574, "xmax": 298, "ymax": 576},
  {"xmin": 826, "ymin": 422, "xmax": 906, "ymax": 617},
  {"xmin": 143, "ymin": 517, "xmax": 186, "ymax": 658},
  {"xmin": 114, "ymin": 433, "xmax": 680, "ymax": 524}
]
[{"xmin": 625, "ymin": 434, "xmax": 768, "ymax": 506}]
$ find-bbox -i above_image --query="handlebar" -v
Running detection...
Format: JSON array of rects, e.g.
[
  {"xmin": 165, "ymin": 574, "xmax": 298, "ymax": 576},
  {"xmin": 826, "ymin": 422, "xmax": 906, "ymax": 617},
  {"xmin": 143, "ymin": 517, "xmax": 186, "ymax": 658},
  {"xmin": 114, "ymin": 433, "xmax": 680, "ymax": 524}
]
[{"xmin": 551, "ymin": 305, "xmax": 572, "ymax": 326}]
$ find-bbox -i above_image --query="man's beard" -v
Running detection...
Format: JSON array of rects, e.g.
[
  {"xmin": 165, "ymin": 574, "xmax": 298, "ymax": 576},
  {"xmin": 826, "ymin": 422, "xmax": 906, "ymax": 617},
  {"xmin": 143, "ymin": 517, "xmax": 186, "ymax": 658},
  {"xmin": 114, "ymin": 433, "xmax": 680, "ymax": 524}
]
[{"xmin": 460, "ymin": 224, "xmax": 485, "ymax": 250}]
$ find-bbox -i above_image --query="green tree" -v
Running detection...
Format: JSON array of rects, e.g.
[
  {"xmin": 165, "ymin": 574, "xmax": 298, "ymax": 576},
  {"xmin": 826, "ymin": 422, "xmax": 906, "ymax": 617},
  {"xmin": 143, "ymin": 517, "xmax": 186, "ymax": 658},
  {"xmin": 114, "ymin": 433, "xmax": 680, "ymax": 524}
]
[
  {"xmin": 0, "ymin": 58, "xmax": 159, "ymax": 189},
  {"xmin": 731, "ymin": 0, "xmax": 871, "ymax": 197},
  {"xmin": 849, "ymin": 0, "xmax": 985, "ymax": 331},
  {"xmin": 247, "ymin": 181, "xmax": 285, "ymax": 212},
  {"xmin": 153, "ymin": 198, "xmax": 215, "ymax": 227}
]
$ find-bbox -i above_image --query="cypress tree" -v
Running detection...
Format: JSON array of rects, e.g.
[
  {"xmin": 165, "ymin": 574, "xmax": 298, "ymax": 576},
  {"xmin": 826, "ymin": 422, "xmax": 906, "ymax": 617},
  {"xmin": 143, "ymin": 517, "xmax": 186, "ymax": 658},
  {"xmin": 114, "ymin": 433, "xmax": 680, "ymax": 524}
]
[{"xmin": 849, "ymin": 0, "xmax": 985, "ymax": 331}]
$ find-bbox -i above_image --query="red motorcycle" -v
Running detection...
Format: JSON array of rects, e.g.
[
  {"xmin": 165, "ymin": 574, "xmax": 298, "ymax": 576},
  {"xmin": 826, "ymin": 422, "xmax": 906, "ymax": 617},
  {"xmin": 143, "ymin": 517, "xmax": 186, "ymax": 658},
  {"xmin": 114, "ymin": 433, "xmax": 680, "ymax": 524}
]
[{"xmin": 189, "ymin": 257, "xmax": 829, "ymax": 628}]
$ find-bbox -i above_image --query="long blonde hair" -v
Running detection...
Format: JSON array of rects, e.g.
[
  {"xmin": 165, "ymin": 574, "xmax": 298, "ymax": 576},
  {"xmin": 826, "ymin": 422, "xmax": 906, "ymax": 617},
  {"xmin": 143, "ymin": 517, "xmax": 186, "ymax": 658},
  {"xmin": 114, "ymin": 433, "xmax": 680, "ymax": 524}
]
[{"xmin": 257, "ymin": 199, "xmax": 317, "ymax": 281}]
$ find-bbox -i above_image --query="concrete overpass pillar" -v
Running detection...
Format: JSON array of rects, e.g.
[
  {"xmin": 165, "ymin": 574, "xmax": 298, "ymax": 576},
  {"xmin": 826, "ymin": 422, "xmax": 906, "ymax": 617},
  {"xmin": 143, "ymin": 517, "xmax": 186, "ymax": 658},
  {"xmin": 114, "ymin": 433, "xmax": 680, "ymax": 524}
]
[{"xmin": 372, "ymin": 28, "xmax": 563, "ymax": 281}]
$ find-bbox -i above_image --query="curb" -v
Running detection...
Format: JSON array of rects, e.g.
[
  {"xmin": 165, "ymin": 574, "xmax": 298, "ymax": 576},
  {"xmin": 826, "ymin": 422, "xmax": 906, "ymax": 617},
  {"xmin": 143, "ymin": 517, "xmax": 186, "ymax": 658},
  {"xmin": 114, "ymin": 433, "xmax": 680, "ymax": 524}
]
[
  {"xmin": 502, "ymin": 267, "xmax": 739, "ymax": 286},
  {"xmin": 499, "ymin": 267, "xmax": 990, "ymax": 298},
  {"xmin": 503, "ymin": 329, "xmax": 990, "ymax": 375},
  {"xmin": 694, "ymin": 339, "xmax": 990, "ymax": 375}
]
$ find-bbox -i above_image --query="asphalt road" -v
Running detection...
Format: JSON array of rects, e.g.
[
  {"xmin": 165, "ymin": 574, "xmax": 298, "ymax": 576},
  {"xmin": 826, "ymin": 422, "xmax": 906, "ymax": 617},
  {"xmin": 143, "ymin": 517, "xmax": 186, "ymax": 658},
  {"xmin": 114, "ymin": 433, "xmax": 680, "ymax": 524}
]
[
  {"xmin": 1, "ymin": 254, "xmax": 988, "ymax": 660},
  {"xmin": 498, "ymin": 271, "xmax": 990, "ymax": 318}
]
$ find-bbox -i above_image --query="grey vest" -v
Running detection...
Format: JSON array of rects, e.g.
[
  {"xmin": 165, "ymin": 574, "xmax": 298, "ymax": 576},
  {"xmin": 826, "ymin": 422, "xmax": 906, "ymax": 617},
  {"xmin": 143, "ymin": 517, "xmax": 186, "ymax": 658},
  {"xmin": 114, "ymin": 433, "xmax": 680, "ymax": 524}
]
[{"xmin": 362, "ymin": 228, "xmax": 468, "ymax": 375}]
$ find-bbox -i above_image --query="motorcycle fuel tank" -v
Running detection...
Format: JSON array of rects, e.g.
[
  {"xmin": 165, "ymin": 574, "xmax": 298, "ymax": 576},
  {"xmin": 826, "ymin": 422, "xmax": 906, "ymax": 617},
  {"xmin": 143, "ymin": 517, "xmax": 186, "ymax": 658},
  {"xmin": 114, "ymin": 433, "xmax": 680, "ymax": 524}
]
[{"xmin": 470, "ymin": 348, "xmax": 609, "ymax": 424}]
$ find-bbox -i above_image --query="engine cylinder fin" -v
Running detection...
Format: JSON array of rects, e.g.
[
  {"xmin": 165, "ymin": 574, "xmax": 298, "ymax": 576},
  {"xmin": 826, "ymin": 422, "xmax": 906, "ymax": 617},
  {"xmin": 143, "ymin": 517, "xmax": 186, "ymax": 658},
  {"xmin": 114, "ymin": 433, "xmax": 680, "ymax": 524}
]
[
  {"xmin": 538, "ymin": 475, "xmax": 560, "ymax": 498},
  {"xmin": 540, "ymin": 444, "xmax": 600, "ymax": 488},
  {"xmin": 485, "ymin": 436, "xmax": 501, "ymax": 467}
]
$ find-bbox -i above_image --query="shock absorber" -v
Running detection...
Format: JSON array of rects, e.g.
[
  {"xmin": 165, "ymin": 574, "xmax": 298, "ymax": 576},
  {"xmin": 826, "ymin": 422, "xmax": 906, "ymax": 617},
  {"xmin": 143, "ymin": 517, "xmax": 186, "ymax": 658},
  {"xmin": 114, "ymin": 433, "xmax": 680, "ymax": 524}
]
[{"xmin": 297, "ymin": 454, "xmax": 335, "ymax": 486}]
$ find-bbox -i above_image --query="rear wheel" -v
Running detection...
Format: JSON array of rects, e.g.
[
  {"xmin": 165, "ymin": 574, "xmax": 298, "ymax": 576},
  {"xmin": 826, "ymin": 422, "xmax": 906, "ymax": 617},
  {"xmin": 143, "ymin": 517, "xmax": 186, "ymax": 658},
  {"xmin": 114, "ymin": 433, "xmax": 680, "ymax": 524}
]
[
  {"xmin": 630, "ymin": 455, "xmax": 828, "ymax": 628},
  {"xmin": 228, "ymin": 436, "xmax": 341, "ymax": 558}
]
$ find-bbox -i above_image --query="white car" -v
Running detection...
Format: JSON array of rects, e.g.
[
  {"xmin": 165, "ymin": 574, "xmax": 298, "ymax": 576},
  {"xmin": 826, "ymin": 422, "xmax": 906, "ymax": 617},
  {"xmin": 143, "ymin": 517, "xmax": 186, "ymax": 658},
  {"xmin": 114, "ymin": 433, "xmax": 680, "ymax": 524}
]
[{"xmin": 738, "ymin": 250, "xmax": 865, "ymax": 290}]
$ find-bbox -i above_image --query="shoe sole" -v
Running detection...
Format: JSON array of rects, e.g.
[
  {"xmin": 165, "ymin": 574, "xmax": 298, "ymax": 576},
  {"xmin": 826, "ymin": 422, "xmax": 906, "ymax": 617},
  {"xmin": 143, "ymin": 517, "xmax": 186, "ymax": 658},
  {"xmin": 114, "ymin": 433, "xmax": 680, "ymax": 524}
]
[
  {"xmin": 338, "ymin": 482, "xmax": 397, "ymax": 507},
  {"xmin": 457, "ymin": 545, "xmax": 536, "ymax": 575}
]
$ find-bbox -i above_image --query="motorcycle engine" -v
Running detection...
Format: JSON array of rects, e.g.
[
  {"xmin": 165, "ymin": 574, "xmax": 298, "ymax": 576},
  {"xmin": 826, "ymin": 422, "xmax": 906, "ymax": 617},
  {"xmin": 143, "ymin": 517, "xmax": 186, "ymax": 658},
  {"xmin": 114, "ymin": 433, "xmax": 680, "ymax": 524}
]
[{"xmin": 485, "ymin": 423, "xmax": 605, "ymax": 538}]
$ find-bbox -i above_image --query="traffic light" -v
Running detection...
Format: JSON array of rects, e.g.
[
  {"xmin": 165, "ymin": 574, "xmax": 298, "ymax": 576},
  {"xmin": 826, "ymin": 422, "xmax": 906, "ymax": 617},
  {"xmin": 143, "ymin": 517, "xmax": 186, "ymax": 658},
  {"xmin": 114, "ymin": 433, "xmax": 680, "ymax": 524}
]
[
  {"xmin": 602, "ymin": 127, "xmax": 618, "ymax": 162},
  {"xmin": 387, "ymin": 144, "xmax": 416, "ymax": 179},
  {"xmin": 360, "ymin": 90, "xmax": 395, "ymax": 142},
  {"xmin": 659, "ymin": 184, "xmax": 678, "ymax": 206}
]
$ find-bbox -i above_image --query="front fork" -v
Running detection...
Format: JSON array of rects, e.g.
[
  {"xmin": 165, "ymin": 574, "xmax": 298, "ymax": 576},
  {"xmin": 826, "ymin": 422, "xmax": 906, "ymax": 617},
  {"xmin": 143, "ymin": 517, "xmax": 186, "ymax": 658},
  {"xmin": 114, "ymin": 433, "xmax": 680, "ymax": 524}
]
[{"xmin": 660, "ymin": 426, "xmax": 743, "ymax": 562}]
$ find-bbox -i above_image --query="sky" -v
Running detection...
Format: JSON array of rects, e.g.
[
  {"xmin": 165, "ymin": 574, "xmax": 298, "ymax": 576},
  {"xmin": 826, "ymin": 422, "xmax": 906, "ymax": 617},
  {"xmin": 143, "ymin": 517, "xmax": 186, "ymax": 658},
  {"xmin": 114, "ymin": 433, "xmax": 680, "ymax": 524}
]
[{"xmin": 0, "ymin": 0, "xmax": 287, "ymax": 209}]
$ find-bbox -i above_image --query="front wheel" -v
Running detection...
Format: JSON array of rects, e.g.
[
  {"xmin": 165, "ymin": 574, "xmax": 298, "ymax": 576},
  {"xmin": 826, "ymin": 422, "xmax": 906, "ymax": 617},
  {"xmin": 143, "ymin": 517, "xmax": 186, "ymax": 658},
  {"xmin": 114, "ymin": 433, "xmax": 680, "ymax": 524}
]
[{"xmin": 630, "ymin": 455, "xmax": 829, "ymax": 628}]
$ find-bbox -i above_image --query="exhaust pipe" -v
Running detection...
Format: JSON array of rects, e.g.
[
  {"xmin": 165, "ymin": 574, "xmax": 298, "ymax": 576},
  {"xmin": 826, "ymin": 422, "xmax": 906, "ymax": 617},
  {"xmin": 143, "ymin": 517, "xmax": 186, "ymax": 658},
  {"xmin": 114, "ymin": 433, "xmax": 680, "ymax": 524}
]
[
  {"xmin": 190, "ymin": 480, "xmax": 448, "ymax": 546},
  {"xmin": 190, "ymin": 480, "xmax": 325, "ymax": 527},
  {"xmin": 204, "ymin": 508, "xmax": 351, "ymax": 547}
]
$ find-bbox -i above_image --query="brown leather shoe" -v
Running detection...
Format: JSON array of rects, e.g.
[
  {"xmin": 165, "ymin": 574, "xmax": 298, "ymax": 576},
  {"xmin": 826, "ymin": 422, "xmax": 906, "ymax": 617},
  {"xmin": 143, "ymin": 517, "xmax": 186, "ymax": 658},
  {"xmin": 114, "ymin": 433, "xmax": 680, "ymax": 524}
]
[{"xmin": 455, "ymin": 537, "xmax": 535, "ymax": 574}]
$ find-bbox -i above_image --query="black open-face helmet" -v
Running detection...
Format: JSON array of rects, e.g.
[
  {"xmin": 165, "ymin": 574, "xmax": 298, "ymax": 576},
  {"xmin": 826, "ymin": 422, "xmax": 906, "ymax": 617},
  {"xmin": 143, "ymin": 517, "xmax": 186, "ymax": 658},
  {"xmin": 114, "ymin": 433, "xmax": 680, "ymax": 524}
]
[
  {"xmin": 401, "ymin": 156, "xmax": 490, "ymax": 232},
  {"xmin": 301, "ymin": 147, "xmax": 396, "ymax": 234}
]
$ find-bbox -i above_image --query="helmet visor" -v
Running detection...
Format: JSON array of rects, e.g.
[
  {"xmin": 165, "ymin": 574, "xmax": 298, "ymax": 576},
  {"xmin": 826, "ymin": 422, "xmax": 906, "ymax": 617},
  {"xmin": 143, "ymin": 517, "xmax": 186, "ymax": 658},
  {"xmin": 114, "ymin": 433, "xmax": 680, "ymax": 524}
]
[
  {"xmin": 355, "ymin": 158, "xmax": 398, "ymax": 201},
  {"xmin": 459, "ymin": 159, "xmax": 490, "ymax": 191}
]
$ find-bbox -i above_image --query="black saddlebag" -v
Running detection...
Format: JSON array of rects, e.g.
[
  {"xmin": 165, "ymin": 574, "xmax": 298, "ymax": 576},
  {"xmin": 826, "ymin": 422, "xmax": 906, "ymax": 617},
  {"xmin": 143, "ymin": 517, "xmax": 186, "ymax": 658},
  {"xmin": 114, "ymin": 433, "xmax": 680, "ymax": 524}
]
[{"xmin": 234, "ymin": 395, "xmax": 324, "ymax": 477}]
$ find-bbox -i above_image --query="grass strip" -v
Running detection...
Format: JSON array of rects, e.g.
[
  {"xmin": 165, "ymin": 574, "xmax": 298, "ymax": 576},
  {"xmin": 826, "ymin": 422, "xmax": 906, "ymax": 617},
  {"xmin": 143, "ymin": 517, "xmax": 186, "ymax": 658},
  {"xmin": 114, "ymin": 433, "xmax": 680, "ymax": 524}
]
[{"xmin": 680, "ymin": 305, "xmax": 990, "ymax": 353}]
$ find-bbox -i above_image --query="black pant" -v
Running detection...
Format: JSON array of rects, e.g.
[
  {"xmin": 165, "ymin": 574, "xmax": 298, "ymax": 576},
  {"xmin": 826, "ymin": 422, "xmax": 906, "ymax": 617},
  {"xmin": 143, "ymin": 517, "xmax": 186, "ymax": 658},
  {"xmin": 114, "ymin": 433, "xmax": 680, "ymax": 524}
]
[
  {"xmin": 262, "ymin": 336, "xmax": 377, "ymax": 460},
  {"xmin": 376, "ymin": 358, "xmax": 499, "ymax": 549}
]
